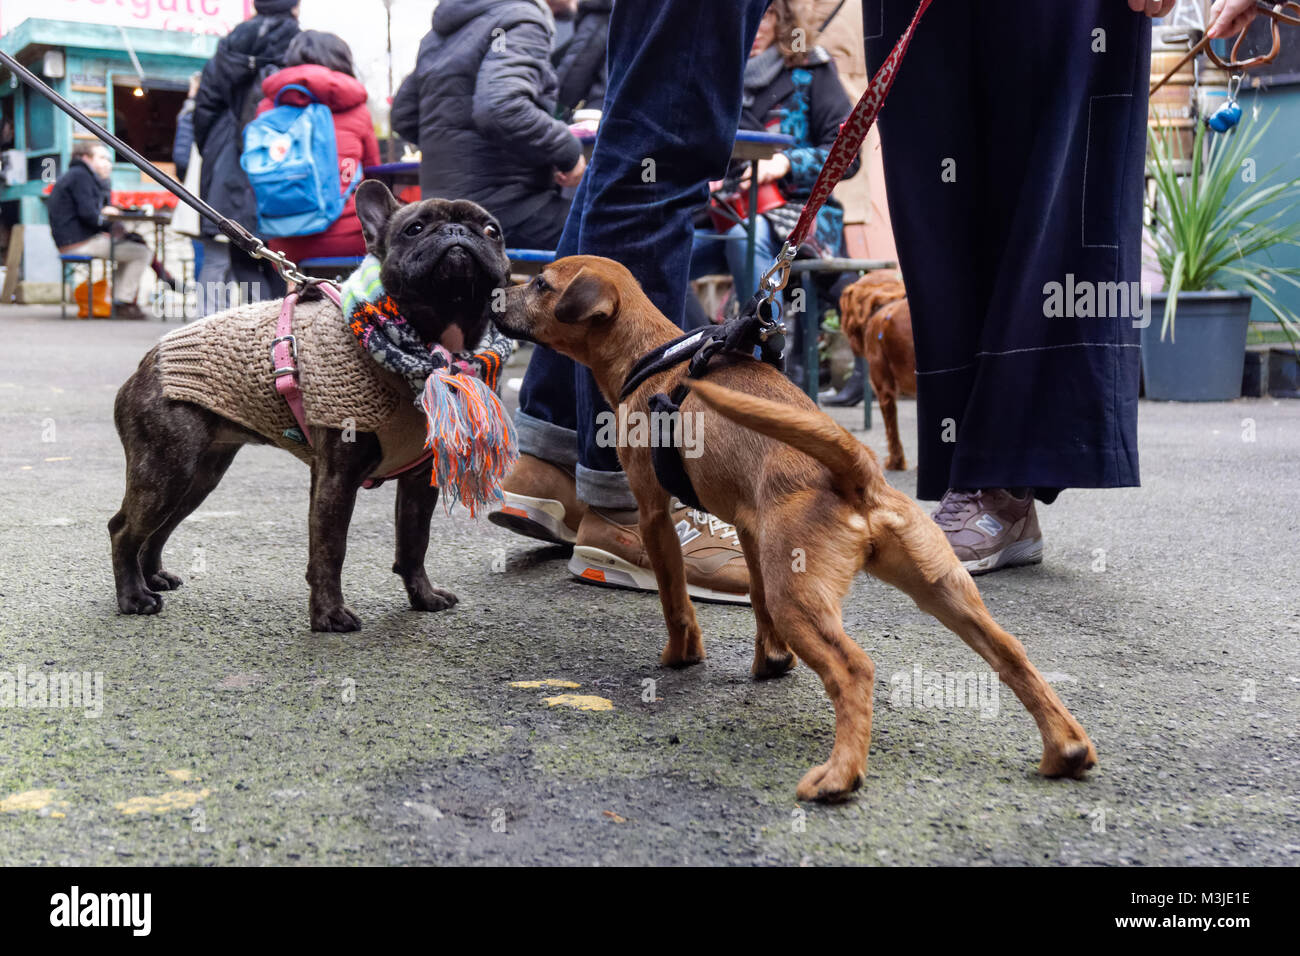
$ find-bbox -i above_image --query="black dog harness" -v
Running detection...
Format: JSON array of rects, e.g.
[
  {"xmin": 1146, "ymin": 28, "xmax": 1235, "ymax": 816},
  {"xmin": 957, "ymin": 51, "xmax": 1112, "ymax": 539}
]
[{"xmin": 618, "ymin": 300, "xmax": 786, "ymax": 510}]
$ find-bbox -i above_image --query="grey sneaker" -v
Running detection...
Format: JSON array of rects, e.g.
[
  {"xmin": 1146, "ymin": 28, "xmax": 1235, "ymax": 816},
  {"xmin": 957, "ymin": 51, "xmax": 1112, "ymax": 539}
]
[{"xmin": 931, "ymin": 488, "xmax": 1043, "ymax": 575}]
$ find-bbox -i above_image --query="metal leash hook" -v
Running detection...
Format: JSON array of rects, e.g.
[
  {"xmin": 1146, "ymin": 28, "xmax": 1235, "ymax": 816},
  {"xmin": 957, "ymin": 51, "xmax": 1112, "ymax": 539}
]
[
  {"xmin": 249, "ymin": 240, "xmax": 314, "ymax": 289},
  {"xmin": 754, "ymin": 241, "xmax": 797, "ymax": 340}
]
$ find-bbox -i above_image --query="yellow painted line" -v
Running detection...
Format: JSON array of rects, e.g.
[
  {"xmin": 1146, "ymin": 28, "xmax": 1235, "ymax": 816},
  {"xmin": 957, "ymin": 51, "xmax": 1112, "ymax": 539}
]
[
  {"xmin": 0, "ymin": 788, "xmax": 57, "ymax": 812},
  {"xmin": 19, "ymin": 466, "xmax": 32, "ymax": 471},
  {"xmin": 114, "ymin": 788, "xmax": 212, "ymax": 815},
  {"xmin": 543, "ymin": 694, "xmax": 613, "ymax": 712},
  {"xmin": 44, "ymin": 457, "xmax": 72, "ymax": 462},
  {"xmin": 510, "ymin": 679, "xmax": 581, "ymax": 689}
]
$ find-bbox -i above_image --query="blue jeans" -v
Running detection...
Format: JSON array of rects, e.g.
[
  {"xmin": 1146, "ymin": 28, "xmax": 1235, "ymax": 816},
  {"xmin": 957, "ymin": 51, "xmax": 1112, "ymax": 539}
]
[
  {"xmin": 689, "ymin": 217, "xmax": 781, "ymax": 312},
  {"xmin": 515, "ymin": 0, "xmax": 771, "ymax": 509}
]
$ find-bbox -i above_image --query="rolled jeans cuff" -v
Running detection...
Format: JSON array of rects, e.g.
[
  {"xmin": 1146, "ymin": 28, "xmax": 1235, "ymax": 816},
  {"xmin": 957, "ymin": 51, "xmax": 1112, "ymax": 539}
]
[
  {"xmin": 576, "ymin": 463, "xmax": 637, "ymax": 511},
  {"xmin": 515, "ymin": 409, "xmax": 579, "ymax": 470}
]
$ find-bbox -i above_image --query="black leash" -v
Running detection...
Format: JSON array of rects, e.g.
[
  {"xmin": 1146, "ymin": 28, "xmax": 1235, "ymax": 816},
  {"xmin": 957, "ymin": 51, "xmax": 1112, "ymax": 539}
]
[
  {"xmin": 0, "ymin": 48, "xmax": 310, "ymax": 285},
  {"xmin": 819, "ymin": 0, "xmax": 849, "ymax": 33}
]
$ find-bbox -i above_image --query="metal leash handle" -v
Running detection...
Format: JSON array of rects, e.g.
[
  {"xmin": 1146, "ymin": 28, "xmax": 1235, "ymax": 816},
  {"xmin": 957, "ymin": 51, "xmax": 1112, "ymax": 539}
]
[
  {"xmin": 1150, "ymin": 2, "xmax": 1300, "ymax": 95},
  {"xmin": 0, "ymin": 48, "xmax": 310, "ymax": 286}
]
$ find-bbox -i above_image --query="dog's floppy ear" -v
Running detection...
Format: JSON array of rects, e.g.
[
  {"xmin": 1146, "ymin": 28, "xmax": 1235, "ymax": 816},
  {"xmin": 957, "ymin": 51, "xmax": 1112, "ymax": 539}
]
[
  {"xmin": 355, "ymin": 180, "xmax": 402, "ymax": 258},
  {"xmin": 554, "ymin": 267, "xmax": 619, "ymax": 325}
]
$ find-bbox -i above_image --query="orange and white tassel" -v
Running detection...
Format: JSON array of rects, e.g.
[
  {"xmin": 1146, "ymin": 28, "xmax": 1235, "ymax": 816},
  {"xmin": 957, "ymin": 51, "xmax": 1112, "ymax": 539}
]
[{"xmin": 418, "ymin": 370, "xmax": 518, "ymax": 517}]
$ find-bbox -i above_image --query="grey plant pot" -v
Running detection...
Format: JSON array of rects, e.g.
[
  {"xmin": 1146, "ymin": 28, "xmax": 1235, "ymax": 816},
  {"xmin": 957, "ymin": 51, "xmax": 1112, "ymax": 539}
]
[{"xmin": 1141, "ymin": 291, "xmax": 1252, "ymax": 401}]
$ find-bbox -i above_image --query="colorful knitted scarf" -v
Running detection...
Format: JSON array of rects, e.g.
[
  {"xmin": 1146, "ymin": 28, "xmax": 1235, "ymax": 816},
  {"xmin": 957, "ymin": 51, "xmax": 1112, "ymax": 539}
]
[
  {"xmin": 339, "ymin": 255, "xmax": 518, "ymax": 515},
  {"xmin": 340, "ymin": 255, "xmax": 513, "ymax": 394}
]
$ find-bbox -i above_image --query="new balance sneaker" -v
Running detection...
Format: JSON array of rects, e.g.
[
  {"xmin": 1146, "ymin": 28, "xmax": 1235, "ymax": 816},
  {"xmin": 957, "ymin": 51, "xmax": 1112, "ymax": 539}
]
[
  {"xmin": 488, "ymin": 454, "xmax": 587, "ymax": 545},
  {"xmin": 569, "ymin": 504, "xmax": 751, "ymax": 605},
  {"xmin": 931, "ymin": 488, "xmax": 1043, "ymax": 575}
]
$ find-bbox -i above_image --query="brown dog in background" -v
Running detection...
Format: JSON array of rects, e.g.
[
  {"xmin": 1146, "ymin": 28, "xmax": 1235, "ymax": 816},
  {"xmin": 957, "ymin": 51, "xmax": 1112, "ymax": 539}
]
[
  {"xmin": 839, "ymin": 271, "xmax": 914, "ymax": 470},
  {"xmin": 493, "ymin": 255, "xmax": 1096, "ymax": 802}
]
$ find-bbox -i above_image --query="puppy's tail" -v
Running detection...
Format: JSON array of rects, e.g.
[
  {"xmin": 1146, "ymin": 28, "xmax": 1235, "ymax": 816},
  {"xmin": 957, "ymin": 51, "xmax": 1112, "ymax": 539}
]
[{"xmin": 687, "ymin": 377, "xmax": 883, "ymax": 506}]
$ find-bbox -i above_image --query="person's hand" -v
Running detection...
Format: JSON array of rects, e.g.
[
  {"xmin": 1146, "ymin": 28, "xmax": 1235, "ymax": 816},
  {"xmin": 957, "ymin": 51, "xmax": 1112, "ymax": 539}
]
[
  {"xmin": 555, "ymin": 154, "xmax": 586, "ymax": 188},
  {"xmin": 1207, "ymin": 0, "xmax": 1260, "ymax": 38},
  {"xmin": 1127, "ymin": 0, "xmax": 1177, "ymax": 16},
  {"xmin": 101, "ymin": 205, "xmax": 120, "ymax": 216},
  {"xmin": 738, "ymin": 153, "xmax": 791, "ymax": 190}
]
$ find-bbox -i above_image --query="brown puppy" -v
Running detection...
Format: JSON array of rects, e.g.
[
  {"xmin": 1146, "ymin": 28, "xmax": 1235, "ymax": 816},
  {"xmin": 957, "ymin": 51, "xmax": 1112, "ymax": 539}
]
[
  {"xmin": 108, "ymin": 182, "xmax": 509, "ymax": 630},
  {"xmin": 839, "ymin": 271, "xmax": 914, "ymax": 470},
  {"xmin": 494, "ymin": 255, "xmax": 1096, "ymax": 802}
]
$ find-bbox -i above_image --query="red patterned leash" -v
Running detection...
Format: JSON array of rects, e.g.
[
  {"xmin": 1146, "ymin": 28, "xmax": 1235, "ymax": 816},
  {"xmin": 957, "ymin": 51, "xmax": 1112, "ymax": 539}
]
[{"xmin": 756, "ymin": 0, "xmax": 933, "ymax": 300}]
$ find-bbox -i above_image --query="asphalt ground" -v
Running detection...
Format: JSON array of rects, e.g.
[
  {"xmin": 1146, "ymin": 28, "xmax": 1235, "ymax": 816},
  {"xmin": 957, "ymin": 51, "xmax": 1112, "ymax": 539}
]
[{"xmin": 1, "ymin": 306, "xmax": 1297, "ymax": 865}]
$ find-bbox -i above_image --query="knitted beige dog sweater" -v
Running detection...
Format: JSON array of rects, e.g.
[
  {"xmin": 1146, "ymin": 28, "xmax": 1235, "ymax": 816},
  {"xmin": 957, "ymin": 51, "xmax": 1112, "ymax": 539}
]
[{"xmin": 155, "ymin": 296, "xmax": 428, "ymax": 478}]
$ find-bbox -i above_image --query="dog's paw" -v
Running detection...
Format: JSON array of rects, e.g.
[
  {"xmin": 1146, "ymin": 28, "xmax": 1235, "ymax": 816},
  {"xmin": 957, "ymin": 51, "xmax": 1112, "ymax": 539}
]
[
  {"xmin": 410, "ymin": 586, "xmax": 458, "ymax": 613},
  {"xmin": 1040, "ymin": 740, "xmax": 1098, "ymax": 779},
  {"xmin": 117, "ymin": 589, "xmax": 163, "ymax": 615},
  {"xmin": 661, "ymin": 633, "xmax": 706, "ymax": 668},
  {"xmin": 752, "ymin": 649, "xmax": 796, "ymax": 680},
  {"xmin": 311, "ymin": 604, "xmax": 362, "ymax": 632},
  {"xmin": 661, "ymin": 648, "xmax": 705, "ymax": 669},
  {"xmin": 146, "ymin": 569, "xmax": 183, "ymax": 591},
  {"xmin": 796, "ymin": 760, "xmax": 865, "ymax": 803}
]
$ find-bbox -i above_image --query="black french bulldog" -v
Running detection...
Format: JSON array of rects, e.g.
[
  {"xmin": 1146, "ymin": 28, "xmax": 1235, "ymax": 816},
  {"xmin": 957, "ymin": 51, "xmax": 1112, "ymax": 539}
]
[{"xmin": 108, "ymin": 181, "xmax": 510, "ymax": 631}]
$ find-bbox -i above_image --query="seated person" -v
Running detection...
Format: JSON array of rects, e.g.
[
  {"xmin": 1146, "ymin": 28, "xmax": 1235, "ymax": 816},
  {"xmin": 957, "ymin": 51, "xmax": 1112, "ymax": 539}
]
[
  {"xmin": 689, "ymin": 0, "xmax": 858, "ymax": 318},
  {"xmin": 256, "ymin": 30, "xmax": 381, "ymax": 263},
  {"xmin": 48, "ymin": 142, "xmax": 151, "ymax": 319},
  {"xmin": 390, "ymin": 0, "xmax": 585, "ymax": 249},
  {"xmin": 553, "ymin": 0, "xmax": 612, "ymax": 121}
]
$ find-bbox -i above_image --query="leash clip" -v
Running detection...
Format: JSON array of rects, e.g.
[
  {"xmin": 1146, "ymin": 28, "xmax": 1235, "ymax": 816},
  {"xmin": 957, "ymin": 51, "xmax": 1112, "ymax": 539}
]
[
  {"xmin": 250, "ymin": 240, "xmax": 311, "ymax": 287},
  {"xmin": 757, "ymin": 241, "xmax": 796, "ymax": 301},
  {"xmin": 755, "ymin": 241, "xmax": 797, "ymax": 341}
]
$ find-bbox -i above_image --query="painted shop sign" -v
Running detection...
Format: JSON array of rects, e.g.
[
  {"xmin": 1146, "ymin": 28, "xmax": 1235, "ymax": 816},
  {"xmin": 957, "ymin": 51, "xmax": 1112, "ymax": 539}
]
[{"xmin": 0, "ymin": 0, "xmax": 251, "ymax": 37}]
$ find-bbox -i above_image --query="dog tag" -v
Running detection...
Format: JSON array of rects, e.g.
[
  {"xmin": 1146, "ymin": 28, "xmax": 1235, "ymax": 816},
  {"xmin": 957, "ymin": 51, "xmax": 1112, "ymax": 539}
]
[
  {"xmin": 1206, "ymin": 75, "xmax": 1243, "ymax": 133},
  {"xmin": 1206, "ymin": 100, "xmax": 1241, "ymax": 132}
]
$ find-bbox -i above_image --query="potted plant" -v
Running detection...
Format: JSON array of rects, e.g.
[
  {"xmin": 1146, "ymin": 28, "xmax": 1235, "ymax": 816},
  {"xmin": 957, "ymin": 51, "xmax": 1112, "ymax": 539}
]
[{"xmin": 1144, "ymin": 111, "xmax": 1300, "ymax": 401}]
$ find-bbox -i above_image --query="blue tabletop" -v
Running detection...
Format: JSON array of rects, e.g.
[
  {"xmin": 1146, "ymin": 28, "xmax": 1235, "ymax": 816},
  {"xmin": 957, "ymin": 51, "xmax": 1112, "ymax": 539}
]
[
  {"xmin": 735, "ymin": 129, "xmax": 796, "ymax": 147},
  {"xmin": 365, "ymin": 161, "xmax": 419, "ymax": 176},
  {"xmin": 365, "ymin": 129, "xmax": 795, "ymax": 181}
]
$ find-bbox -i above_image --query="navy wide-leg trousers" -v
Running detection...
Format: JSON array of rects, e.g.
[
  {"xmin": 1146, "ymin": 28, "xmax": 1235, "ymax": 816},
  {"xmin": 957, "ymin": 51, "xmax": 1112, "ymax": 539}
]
[{"xmin": 865, "ymin": 0, "xmax": 1149, "ymax": 501}]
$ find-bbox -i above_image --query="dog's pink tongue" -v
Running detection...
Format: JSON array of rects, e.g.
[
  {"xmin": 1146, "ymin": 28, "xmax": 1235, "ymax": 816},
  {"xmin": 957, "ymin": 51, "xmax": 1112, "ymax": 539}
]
[{"xmin": 440, "ymin": 327, "xmax": 465, "ymax": 352}]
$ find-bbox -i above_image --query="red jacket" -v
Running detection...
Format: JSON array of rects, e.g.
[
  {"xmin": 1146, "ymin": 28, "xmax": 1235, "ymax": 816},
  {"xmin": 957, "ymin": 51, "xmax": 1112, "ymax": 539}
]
[{"xmin": 257, "ymin": 64, "xmax": 381, "ymax": 259}]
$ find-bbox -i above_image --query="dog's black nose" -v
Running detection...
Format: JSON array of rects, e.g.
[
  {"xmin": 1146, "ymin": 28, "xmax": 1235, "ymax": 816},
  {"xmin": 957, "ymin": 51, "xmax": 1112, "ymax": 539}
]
[{"xmin": 442, "ymin": 223, "xmax": 470, "ymax": 238}]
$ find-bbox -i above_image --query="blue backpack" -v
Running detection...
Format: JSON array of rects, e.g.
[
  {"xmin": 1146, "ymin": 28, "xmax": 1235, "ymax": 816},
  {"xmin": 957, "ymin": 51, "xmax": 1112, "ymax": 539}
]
[{"xmin": 241, "ymin": 83, "xmax": 362, "ymax": 238}]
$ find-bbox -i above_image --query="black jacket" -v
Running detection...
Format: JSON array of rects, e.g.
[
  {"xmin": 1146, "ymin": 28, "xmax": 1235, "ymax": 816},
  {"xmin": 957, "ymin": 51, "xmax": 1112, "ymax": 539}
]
[
  {"xmin": 173, "ymin": 99, "xmax": 196, "ymax": 180},
  {"xmin": 391, "ymin": 0, "xmax": 582, "ymax": 234},
  {"xmin": 553, "ymin": 0, "xmax": 612, "ymax": 119},
  {"xmin": 48, "ymin": 159, "xmax": 109, "ymax": 249},
  {"xmin": 193, "ymin": 14, "xmax": 300, "ymax": 238}
]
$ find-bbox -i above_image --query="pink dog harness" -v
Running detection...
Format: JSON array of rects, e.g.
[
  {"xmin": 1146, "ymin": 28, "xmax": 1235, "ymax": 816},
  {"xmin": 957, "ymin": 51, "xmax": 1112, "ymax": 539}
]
[{"xmin": 270, "ymin": 283, "xmax": 434, "ymax": 488}]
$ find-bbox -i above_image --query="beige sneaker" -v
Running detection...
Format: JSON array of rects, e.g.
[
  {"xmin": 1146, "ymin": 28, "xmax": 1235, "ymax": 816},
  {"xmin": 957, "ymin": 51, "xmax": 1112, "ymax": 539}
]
[
  {"xmin": 569, "ymin": 503, "xmax": 751, "ymax": 605},
  {"xmin": 488, "ymin": 454, "xmax": 588, "ymax": 545},
  {"xmin": 932, "ymin": 488, "xmax": 1043, "ymax": 575}
]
